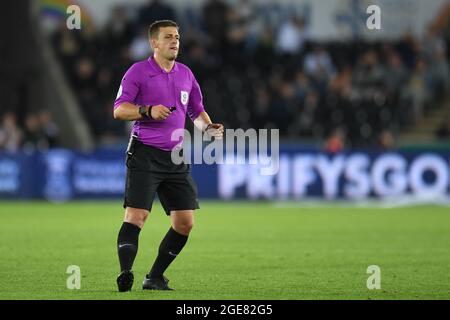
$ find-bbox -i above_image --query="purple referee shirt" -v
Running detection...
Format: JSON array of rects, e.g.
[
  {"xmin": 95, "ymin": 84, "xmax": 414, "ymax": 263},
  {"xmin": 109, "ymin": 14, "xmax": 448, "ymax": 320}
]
[{"xmin": 114, "ymin": 55, "xmax": 205, "ymax": 151}]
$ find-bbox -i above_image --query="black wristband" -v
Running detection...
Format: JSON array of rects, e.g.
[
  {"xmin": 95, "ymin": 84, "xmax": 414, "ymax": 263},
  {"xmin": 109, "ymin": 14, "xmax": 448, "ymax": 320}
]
[
  {"xmin": 147, "ymin": 106, "xmax": 154, "ymax": 119},
  {"xmin": 139, "ymin": 106, "xmax": 153, "ymax": 119}
]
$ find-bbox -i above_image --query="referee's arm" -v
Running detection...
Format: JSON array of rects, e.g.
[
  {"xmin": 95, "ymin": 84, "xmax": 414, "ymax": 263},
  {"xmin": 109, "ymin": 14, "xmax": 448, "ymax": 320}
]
[
  {"xmin": 113, "ymin": 63, "xmax": 171, "ymax": 121},
  {"xmin": 193, "ymin": 111, "xmax": 224, "ymax": 138},
  {"xmin": 113, "ymin": 103, "xmax": 144, "ymax": 121},
  {"xmin": 114, "ymin": 103, "xmax": 172, "ymax": 121}
]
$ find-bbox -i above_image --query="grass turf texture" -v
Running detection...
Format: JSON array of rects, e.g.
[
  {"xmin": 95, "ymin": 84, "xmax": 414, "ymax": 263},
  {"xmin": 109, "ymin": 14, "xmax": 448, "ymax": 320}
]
[{"xmin": 0, "ymin": 201, "xmax": 449, "ymax": 300}]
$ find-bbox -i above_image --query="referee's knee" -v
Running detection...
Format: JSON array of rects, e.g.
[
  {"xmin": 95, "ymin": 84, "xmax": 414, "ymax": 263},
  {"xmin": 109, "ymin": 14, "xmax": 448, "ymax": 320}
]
[
  {"xmin": 124, "ymin": 207, "xmax": 149, "ymax": 229},
  {"xmin": 173, "ymin": 220, "xmax": 194, "ymax": 236}
]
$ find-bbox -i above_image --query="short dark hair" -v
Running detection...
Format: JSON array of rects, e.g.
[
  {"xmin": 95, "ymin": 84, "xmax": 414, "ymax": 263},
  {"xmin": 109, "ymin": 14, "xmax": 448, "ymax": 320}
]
[{"xmin": 148, "ymin": 20, "xmax": 179, "ymax": 39}]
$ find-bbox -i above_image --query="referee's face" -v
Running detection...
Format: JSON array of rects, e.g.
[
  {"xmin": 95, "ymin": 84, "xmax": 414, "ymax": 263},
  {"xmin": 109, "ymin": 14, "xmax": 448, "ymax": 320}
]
[{"xmin": 152, "ymin": 27, "xmax": 180, "ymax": 61}]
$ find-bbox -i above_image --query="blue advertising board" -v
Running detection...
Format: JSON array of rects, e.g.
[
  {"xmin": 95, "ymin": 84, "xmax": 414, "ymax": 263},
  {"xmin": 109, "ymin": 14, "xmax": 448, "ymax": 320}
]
[{"xmin": 1, "ymin": 146, "xmax": 449, "ymax": 201}]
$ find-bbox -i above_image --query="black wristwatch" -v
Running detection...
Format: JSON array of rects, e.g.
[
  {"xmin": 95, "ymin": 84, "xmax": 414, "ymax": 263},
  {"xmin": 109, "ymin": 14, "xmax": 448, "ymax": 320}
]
[{"xmin": 139, "ymin": 105, "xmax": 152, "ymax": 119}]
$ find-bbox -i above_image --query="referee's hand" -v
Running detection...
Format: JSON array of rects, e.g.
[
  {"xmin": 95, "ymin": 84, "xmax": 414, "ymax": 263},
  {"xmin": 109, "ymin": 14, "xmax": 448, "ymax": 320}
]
[
  {"xmin": 206, "ymin": 123, "xmax": 224, "ymax": 139},
  {"xmin": 150, "ymin": 105, "xmax": 172, "ymax": 120}
]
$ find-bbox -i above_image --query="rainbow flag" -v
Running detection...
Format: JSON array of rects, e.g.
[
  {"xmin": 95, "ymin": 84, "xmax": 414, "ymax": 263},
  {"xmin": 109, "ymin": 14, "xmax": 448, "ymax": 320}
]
[{"xmin": 41, "ymin": 0, "xmax": 93, "ymax": 28}]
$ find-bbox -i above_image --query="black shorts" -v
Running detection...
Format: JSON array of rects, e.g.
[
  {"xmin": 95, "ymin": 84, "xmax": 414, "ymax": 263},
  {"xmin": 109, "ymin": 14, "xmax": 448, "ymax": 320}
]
[{"xmin": 123, "ymin": 137, "xmax": 199, "ymax": 215}]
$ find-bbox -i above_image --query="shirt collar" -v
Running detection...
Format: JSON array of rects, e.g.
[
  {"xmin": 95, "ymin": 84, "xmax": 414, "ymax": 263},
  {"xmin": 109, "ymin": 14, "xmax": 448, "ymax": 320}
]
[{"xmin": 147, "ymin": 55, "xmax": 179, "ymax": 76}]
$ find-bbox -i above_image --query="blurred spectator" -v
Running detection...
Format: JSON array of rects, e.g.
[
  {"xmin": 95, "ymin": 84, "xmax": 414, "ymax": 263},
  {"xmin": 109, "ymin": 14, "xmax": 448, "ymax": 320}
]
[
  {"xmin": 384, "ymin": 51, "xmax": 408, "ymax": 94},
  {"xmin": 396, "ymin": 31, "xmax": 420, "ymax": 70},
  {"xmin": 289, "ymin": 90, "xmax": 319, "ymax": 138},
  {"xmin": 252, "ymin": 84, "xmax": 270, "ymax": 129},
  {"xmin": 129, "ymin": 27, "xmax": 152, "ymax": 61},
  {"xmin": 304, "ymin": 46, "xmax": 335, "ymax": 78},
  {"xmin": 103, "ymin": 5, "xmax": 135, "ymax": 52},
  {"xmin": 425, "ymin": 33, "xmax": 450, "ymax": 100},
  {"xmin": 352, "ymin": 50, "xmax": 385, "ymax": 94},
  {"xmin": 230, "ymin": 0, "xmax": 263, "ymax": 52},
  {"xmin": 293, "ymin": 70, "xmax": 310, "ymax": 101},
  {"xmin": 275, "ymin": 16, "xmax": 308, "ymax": 55},
  {"xmin": 329, "ymin": 65, "xmax": 352, "ymax": 98},
  {"xmin": 402, "ymin": 58, "xmax": 431, "ymax": 124},
  {"xmin": 429, "ymin": 46, "xmax": 450, "ymax": 99},
  {"xmin": 226, "ymin": 0, "xmax": 264, "ymax": 55},
  {"xmin": 304, "ymin": 45, "xmax": 335, "ymax": 93},
  {"xmin": 324, "ymin": 127, "xmax": 346, "ymax": 153},
  {"xmin": 421, "ymin": 26, "xmax": 447, "ymax": 65},
  {"xmin": 268, "ymin": 79, "xmax": 297, "ymax": 134},
  {"xmin": 38, "ymin": 110, "xmax": 59, "ymax": 148},
  {"xmin": 51, "ymin": 21, "xmax": 81, "ymax": 68},
  {"xmin": 377, "ymin": 129, "xmax": 396, "ymax": 150},
  {"xmin": 78, "ymin": 23, "xmax": 100, "ymax": 57},
  {"xmin": 253, "ymin": 26, "xmax": 276, "ymax": 70},
  {"xmin": 73, "ymin": 56, "xmax": 96, "ymax": 91},
  {"xmin": 202, "ymin": 0, "xmax": 230, "ymax": 53},
  {"xmin": 435, "ymin": 115, "xmax": 450, "ymax": 140},
  {"xmin": 0, "ymin": 112, "xmax": 22, "ymax": 152},
  {"xmin": 138, "ymin": 0, "xmax": 177, "ymax": 29},
  {"xmin": 23, "ymin": 113, "xmax": 49, "ymax": 151}
]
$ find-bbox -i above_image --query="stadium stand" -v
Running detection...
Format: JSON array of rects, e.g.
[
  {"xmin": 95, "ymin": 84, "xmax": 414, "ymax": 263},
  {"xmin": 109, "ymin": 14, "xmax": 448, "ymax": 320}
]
[{"xmin": 1, "ymin": 0, "xmax": 450, "ymax": 151}]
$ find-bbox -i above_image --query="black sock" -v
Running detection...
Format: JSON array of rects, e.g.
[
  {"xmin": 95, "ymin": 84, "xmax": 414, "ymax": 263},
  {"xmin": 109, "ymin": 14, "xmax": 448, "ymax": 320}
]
[
  {"xmin": 149, "ymin": 228, "xmax": 188, "ymax": 279},
  {"xmin": 117, "ymin": 222, "xmax": 141, "ymax": 272}
]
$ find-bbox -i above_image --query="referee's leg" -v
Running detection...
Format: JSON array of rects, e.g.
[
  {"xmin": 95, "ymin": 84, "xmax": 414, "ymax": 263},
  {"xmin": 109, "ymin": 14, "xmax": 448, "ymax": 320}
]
[
  {"xmin": 116, "ymin": 207, "xmax": 149, "ymax": 292},
  {"xmin": 146, "ymin": 210, "xmax": 194, "ymax": 282},
  {"xmin": 117, "ymin": 165, "xmax": 158, "ymax": 281},
  {"xmin": 124, "ymin": 206, "xmax": 149, "ymax": 229},
  {"xmin": 170, "ymin": 210, "xmax": 194, "ymax": 236},
  {"xmin": 117, "ymin": 207, "xmax": 148, "ymax": 272}
]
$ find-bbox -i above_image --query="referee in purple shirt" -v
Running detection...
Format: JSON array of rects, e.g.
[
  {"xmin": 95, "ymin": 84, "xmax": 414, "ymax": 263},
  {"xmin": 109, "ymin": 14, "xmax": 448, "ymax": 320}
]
[{"xmin": 113, "ymin": 20, "xmax": 224, "ymax": 292}]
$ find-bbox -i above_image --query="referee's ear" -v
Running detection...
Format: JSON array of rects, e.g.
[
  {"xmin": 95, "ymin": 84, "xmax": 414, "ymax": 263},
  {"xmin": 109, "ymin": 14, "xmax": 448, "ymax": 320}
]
[
  {"xmin": 149, "ymin": 38, "xmax": 156, "ymax": 51},
  {"xmin": 148, "ymin": 33, "xmax": 158, "ymax": 50}
]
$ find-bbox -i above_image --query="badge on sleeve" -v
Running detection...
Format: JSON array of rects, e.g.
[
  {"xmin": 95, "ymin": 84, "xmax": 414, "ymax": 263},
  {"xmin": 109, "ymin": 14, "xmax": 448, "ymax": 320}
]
[{"xmin": 180, "ymin": 91, "xmax": 189, "ymax": 105}]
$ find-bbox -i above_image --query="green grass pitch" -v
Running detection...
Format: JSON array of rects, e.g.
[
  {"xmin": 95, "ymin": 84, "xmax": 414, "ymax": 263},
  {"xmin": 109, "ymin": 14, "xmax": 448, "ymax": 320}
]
[{"xmin": 0, "ymin": 201, "xmax": 449, "ymax": 300}]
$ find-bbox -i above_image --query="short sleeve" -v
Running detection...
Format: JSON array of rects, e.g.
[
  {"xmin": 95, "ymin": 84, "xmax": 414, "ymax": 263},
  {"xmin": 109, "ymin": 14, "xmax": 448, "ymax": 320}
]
[
  {"xmin": 187, "ymin": 72, "xmax": 205, "ymax": 121},
  {"xmin": 114, "ymin": 63, "xmax": 141, "ymax": 109}
]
